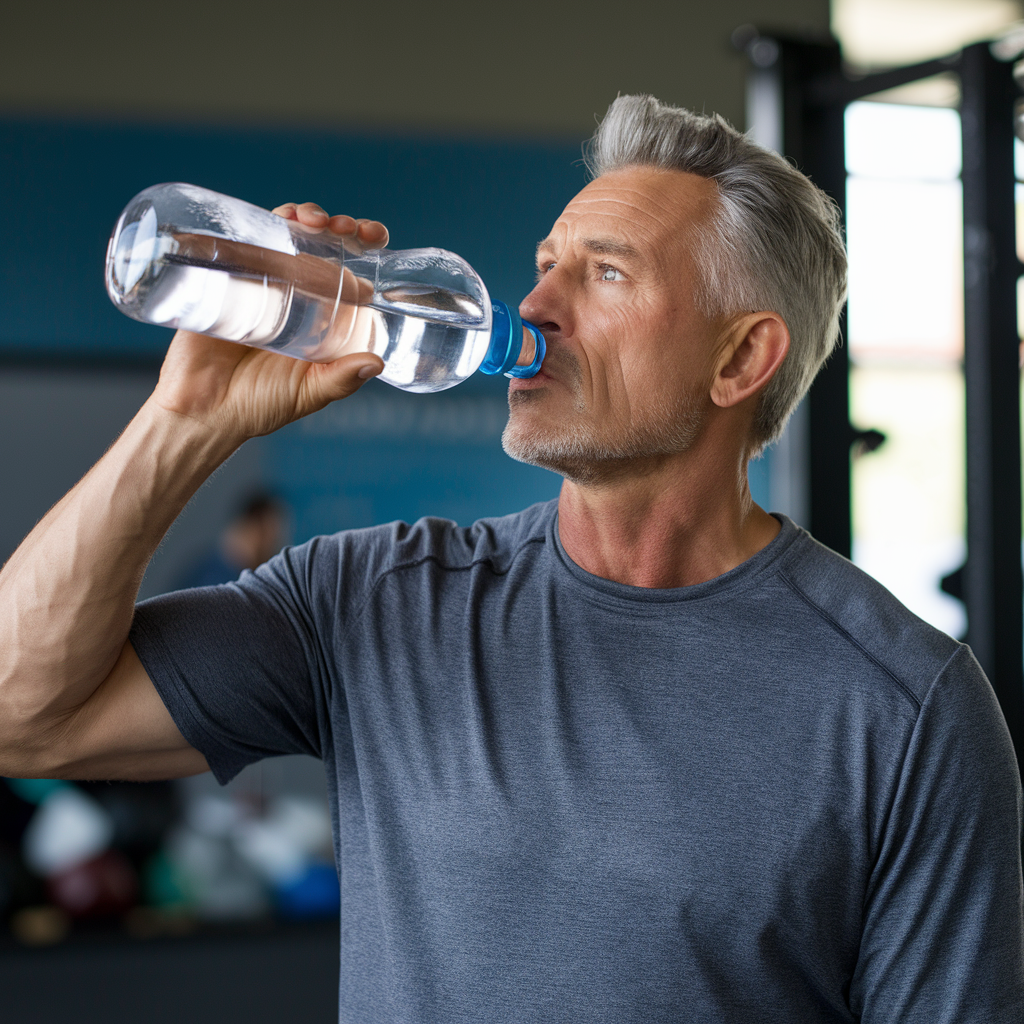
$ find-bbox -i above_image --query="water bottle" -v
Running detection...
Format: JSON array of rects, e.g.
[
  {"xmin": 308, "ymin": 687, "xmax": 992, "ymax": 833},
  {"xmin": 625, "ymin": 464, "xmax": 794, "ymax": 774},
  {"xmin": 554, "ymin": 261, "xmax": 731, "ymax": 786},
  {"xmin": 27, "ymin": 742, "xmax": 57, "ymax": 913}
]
[{"xmin": 104, "ymin": 183, "xmax": 545, "ymax": 393}]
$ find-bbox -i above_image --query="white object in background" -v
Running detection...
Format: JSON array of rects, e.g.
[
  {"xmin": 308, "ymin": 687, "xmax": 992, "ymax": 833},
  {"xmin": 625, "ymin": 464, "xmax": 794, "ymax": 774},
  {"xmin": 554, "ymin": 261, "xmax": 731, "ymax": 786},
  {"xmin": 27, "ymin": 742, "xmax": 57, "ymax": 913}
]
[
  {"xmin": 22, "ymin": 787, "xmax": 114, "ymax": 877},
  {"xmin": 186, "ymin": 793, "xmax": 246, "ymax": 838},
  {"xmin": 234, "ymin": 796, "xmax": 334, "ymax": 884},
  {"xmin": 166, "ymin": 823, "xmax": 270, "ymax": 921}
]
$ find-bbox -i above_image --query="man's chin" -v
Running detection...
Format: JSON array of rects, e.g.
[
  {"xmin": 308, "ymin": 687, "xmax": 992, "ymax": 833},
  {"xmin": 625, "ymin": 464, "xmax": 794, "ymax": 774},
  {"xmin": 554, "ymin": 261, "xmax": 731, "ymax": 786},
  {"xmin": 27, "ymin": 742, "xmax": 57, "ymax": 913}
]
[
  {"xmin": 502, "ymin": 422, "xmax": 567, "ymax": 473},
  {"xmin": 501, "ymin": 422, "xmax": 608, "ymax": 484}
]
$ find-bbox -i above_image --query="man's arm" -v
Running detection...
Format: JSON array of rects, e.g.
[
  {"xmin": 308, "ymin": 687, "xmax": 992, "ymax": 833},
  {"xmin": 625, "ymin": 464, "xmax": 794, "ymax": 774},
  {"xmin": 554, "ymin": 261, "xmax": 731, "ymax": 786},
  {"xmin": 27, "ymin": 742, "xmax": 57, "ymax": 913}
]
[{"xmin": 0, "ymin": 204, "xmax": 387, "ymax": 782}]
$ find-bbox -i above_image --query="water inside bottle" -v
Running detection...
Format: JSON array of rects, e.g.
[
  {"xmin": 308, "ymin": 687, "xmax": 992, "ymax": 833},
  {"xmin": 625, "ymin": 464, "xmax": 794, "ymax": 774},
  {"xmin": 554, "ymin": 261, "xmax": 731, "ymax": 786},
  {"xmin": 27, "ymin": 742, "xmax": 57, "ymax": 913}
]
[
  {"xmin": 370, "ymin": 284, "xmax": 492, "ymax": 393},
  {"xmin": 370, "ymin": 306, "xmax": 492, "ymax": 393},
  {"xmin": 111, "ymin": 230, "xmax": 494, "ymax": 392}
]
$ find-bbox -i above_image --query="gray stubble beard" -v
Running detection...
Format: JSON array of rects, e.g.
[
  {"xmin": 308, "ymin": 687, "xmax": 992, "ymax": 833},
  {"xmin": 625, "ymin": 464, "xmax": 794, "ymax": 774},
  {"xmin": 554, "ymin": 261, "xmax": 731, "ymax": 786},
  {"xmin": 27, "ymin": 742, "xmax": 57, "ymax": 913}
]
[{"xmin": 501, "ymin": 375, "xmax": 708, "ymax": 486}]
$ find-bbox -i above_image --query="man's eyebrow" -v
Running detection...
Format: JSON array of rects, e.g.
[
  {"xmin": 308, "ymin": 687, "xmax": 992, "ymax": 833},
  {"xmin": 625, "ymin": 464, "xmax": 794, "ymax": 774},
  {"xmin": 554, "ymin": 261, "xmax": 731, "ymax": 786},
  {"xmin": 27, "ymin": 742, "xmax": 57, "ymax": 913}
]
[
  {"xmin": 534, "ymin": 236, "xmax": 643, "ymax": 262},
  {"xmin": 580, "ymin": 237, "xmax": 643, "ymax": 262}
]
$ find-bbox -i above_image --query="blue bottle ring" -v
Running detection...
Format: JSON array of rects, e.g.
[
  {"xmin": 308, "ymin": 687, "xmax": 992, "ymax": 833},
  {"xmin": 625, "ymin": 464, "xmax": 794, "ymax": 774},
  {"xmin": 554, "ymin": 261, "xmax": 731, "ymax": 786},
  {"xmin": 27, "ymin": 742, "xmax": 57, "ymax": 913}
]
[
  {"xmin": 506, "ymin": 321, "xmax": 545, "ymax": 379},
  {"xmin": 479, "ymin": 300, "xmax": 545, "ymax": 378}
]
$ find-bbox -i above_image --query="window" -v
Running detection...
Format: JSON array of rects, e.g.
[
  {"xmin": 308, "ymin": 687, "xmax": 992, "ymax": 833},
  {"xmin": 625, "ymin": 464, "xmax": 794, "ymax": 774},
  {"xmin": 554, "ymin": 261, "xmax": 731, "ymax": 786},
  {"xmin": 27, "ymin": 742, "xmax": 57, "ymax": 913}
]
[{"xmin": 845, "ymin": 101, "xmax": 967, "ymax": 636}]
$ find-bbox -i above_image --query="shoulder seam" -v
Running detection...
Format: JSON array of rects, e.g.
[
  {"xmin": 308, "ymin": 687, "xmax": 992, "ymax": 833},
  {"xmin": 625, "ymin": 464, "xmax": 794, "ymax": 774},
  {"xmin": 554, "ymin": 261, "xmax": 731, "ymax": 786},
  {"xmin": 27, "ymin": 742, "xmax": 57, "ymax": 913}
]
[
  {"xmin": 777, "ymin": 568, "xmax": 923, "ymax": 711},
  {"xmin": 380, "ymin": 533, "xmax": 548, "ymax": 584}
]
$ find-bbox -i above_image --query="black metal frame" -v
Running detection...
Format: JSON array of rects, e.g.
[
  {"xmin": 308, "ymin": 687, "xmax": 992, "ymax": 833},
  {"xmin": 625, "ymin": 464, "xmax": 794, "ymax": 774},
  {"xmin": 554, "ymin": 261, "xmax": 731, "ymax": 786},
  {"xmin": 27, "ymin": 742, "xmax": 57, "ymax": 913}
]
[{"xmin": 743, "ymin": 35, "xmax": 1024, "ymax": 769}]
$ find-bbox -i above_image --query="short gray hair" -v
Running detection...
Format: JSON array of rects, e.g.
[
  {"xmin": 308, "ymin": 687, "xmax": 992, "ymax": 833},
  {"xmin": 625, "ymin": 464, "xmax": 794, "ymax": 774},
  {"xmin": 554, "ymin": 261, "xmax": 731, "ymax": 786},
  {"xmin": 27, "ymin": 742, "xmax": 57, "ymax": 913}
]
[{"xmin": 585, "ymin": 94, "xmax": 848, "ymax": 454}]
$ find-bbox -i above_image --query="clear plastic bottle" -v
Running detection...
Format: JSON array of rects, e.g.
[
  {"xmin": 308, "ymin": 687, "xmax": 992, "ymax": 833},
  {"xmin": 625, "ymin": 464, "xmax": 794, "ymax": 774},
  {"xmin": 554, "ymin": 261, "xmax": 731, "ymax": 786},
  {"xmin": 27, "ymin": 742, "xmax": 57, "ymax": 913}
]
[{"xmin": 105, "ymin": 183, "xmax": 545, "ymax": 393}]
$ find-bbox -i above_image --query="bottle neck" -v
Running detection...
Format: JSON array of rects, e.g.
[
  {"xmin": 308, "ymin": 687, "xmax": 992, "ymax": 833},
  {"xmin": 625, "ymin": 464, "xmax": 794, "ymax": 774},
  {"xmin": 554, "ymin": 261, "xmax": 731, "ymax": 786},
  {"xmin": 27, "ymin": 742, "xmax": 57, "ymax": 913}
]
[{"xmin": 479, "ymin": 301, "xmax": 545, "ymax": 378}]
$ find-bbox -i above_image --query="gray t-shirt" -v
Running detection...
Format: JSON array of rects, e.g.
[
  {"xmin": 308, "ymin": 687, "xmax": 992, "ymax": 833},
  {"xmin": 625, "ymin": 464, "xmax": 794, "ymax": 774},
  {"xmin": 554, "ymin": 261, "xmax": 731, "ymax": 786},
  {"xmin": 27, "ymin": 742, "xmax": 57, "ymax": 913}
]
[{"xmin": 130, "ymin": 501, "xmax": 1024, "ymax": 1023}]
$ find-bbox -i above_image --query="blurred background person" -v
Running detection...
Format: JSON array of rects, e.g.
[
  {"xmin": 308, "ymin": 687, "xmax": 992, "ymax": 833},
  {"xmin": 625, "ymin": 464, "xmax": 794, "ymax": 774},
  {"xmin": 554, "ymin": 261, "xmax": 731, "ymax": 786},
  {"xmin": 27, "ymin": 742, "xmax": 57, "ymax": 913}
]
[{"xmin": 176, "ymin": 493, "xmax": 290, "ymax": 590}]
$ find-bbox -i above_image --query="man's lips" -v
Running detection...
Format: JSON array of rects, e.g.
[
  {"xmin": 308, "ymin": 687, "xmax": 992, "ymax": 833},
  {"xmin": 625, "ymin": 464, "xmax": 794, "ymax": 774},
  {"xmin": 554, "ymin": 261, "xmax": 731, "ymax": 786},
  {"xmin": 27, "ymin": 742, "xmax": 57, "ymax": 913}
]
[
  {"xmin": 508, "ymin": 341, "xmax": 571, "ymax": 389},
  {"xmin": 507, "ymin": 340, "xmax": 580, "ymax": 392},
  {"xmin": 508, "ymin": 368, "xmax": 553, "ymax": 390}
]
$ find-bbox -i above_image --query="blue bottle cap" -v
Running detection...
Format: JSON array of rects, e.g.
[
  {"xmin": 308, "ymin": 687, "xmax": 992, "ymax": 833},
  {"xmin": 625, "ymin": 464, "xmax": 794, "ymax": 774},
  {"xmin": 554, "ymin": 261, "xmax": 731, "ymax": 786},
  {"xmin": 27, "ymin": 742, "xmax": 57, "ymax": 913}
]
[{"xmin": 479, "ymin": 300, "xmax": 545, "ymax": 378}]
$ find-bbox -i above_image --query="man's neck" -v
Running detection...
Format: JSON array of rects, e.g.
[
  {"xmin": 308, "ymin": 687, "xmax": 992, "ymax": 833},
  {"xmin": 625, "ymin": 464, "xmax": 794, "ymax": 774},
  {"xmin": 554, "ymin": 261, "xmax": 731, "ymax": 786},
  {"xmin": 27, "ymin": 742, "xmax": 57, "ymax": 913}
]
[{"xmin": 556, "ymin": 444, "xmax": 780, "ymax": 589}]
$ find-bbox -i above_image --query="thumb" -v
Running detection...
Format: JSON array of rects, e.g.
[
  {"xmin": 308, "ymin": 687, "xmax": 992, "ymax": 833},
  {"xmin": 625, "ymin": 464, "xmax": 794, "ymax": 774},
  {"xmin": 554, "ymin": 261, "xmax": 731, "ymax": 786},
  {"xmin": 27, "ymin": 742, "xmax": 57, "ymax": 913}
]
[
  {"xmin": 355, "ymin": 356, "xmax": 385, "ymax": 381},
  {"xmin": 306, "ymin": 352, "xmax": 385, "ymax": 407}
]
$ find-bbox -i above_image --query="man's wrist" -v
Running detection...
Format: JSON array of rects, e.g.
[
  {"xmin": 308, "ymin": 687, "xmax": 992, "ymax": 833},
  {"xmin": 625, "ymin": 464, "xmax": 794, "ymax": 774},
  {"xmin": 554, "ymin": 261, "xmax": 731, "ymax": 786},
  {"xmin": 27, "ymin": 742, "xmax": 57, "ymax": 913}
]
[{"xmin": 138, "ymin": 395, "xmax": 245, "ymax": 475}]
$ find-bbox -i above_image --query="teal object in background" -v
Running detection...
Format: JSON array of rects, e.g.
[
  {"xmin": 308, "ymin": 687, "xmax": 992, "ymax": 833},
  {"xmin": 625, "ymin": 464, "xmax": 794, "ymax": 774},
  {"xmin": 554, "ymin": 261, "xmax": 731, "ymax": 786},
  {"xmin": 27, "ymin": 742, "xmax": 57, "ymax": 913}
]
[{"xmin": 5, "ymin": 778, "xmax": 68, "ymax": 804}]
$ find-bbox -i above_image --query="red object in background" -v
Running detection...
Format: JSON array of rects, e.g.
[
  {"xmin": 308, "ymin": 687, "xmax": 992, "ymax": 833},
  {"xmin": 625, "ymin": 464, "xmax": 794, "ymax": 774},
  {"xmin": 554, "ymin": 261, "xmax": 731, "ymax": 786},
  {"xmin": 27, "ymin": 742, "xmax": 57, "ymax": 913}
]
[{"xmin": 47, "ymin": 850, "xmax": 139, "ymax": 919}]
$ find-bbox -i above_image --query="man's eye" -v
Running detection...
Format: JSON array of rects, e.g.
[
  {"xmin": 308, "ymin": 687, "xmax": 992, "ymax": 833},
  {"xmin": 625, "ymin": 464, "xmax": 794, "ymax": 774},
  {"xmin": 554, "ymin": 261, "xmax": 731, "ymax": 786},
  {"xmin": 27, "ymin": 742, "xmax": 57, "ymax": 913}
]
[
  {"xmin": 599, "ymin": 265, "xmax": 624, "ymax": 282},
  {"xmin": 535, "ymin": 262, "xmax": 555, "ymax": 281}
]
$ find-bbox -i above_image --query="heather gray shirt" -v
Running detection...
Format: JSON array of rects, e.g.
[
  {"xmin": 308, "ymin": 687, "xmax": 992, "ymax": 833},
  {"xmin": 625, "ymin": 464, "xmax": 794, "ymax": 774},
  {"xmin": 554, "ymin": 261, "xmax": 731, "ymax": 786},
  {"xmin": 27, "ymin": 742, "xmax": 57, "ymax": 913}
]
[{"xmin": 130, "ymin": 501, "xmax": 1024, "ymax": 1023}]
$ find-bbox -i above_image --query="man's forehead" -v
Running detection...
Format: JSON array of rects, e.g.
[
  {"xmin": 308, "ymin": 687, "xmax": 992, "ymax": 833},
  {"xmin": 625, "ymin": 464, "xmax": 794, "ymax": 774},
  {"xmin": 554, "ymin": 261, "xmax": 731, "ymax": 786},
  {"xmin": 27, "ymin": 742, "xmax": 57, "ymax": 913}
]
[{"xmin": 537, "ymin": 167, "xmax": 716, "ymax": 255}]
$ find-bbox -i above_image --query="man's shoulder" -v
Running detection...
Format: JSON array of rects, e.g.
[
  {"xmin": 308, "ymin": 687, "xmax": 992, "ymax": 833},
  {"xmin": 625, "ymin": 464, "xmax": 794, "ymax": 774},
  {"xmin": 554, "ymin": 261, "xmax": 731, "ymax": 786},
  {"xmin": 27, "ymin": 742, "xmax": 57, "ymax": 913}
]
[{"xmin": 774, "ymin": 521, "xmax": 965, "ymax": 706}]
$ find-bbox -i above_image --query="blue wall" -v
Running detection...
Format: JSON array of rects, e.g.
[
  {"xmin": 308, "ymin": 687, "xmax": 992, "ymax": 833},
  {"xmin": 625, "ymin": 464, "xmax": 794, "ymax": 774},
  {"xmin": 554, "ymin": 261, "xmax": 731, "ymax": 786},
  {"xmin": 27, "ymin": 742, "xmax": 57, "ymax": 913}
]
[
  {"xmin": 0, "ymin": 118, "xmax": 585, "ymax": 357},
  {"xmin": 0, "ymin": 118, "xmax": 769, "ymax": 541},
  {"xmin": 0, "ymin": 118, "xmax": 586, "ymax": 537}
]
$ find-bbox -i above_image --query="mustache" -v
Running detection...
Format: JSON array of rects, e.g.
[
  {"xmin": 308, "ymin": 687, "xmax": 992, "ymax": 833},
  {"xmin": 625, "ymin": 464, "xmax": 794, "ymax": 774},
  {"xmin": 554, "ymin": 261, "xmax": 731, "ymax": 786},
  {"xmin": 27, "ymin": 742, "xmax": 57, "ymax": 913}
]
[{"xmin": 537, "ymin": 341, "xmax": 582, "ymax": 389}]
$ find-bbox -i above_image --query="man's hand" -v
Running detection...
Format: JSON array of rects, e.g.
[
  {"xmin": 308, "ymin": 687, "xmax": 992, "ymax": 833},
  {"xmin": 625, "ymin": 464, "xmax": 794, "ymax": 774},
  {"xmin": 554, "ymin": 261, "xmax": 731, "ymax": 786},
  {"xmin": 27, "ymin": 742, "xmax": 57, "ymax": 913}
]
[{"xmin": 152, "ymin": 202, "xmax": 390, "ymax": 444}]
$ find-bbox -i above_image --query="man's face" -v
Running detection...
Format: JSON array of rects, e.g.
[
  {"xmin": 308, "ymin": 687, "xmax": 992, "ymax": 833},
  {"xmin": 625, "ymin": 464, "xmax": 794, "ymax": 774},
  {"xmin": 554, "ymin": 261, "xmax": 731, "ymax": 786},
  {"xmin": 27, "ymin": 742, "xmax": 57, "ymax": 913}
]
[{"xmin": 502, "ymin": 166, "xmax": 724, "ymax": 484}]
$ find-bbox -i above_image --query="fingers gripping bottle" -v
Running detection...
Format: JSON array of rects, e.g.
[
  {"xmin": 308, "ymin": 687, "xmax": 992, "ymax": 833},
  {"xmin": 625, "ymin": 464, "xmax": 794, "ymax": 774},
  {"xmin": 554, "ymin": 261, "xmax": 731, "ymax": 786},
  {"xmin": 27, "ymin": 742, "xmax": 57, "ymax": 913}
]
[{"xmin": 105, "ymin": 183, "xmax": 545, "ymax": 394}]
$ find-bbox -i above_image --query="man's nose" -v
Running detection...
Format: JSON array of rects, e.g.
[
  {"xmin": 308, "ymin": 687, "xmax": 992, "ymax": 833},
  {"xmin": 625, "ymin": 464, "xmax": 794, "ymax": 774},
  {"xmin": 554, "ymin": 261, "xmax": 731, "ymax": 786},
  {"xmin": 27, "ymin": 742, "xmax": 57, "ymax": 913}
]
[{"xmin": 519, "ymin": 276, "xmax": 564, "ymax": 336}]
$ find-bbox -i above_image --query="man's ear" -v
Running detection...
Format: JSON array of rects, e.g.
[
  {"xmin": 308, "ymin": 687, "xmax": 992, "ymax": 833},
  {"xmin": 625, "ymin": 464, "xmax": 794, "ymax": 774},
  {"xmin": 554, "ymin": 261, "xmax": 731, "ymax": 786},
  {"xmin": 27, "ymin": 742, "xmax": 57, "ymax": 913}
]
[{"xmin": 710, "ymin": 313, "xmax": 790, "ymax": 409}]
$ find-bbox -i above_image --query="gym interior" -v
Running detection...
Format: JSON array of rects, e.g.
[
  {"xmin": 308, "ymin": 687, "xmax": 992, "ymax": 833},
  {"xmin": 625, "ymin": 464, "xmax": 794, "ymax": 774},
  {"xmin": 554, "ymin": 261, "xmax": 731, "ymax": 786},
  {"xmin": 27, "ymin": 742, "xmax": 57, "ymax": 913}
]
[{"xmin": 1, "ymin": 1, "xmax": 1021, "ymax": 1020}]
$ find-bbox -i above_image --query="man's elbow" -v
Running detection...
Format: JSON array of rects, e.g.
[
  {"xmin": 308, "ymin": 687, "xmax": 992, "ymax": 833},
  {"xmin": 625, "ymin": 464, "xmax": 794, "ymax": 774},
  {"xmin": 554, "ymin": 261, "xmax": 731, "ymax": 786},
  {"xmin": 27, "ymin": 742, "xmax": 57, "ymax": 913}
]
[{"xmin": 0, "ymin": 689, "xmax": 77, "ymax": 779}]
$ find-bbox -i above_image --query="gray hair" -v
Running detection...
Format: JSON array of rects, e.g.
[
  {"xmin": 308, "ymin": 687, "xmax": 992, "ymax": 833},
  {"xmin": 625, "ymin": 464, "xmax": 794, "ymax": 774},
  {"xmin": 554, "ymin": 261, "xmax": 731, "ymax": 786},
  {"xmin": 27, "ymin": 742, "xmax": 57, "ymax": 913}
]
[{"xmin": 585, "ymin": 95, "xmax": 848, "ymax": 454}]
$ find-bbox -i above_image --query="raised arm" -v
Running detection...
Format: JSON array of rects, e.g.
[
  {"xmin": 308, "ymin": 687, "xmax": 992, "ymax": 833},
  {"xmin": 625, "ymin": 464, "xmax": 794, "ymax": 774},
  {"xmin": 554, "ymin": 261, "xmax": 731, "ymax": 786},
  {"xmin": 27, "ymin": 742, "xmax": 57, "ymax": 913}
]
[{"xmin": 0, "ymin": 204, "xmax": 387, "ymax": 782}]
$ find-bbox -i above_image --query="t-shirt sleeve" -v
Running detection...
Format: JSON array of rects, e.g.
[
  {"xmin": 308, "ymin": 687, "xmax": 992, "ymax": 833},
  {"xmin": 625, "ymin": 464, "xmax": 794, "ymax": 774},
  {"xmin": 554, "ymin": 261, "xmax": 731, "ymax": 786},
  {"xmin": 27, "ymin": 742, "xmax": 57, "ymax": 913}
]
[
  {"xmin": 130, "ymin": 535, "xmax": 346, "ymax": 785},
  {"xmin": 851, "ymin": 645, "xmax": 1024, "ymax": 1022}
]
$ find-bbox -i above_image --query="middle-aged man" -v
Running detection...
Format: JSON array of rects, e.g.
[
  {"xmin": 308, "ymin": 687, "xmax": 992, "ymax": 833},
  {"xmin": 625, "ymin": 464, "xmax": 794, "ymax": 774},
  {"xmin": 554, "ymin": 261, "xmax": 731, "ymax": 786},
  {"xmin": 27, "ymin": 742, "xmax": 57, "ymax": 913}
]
[{"xmin": 0, "ymin": 95, "xmax": 1021, "ymax": 1022}]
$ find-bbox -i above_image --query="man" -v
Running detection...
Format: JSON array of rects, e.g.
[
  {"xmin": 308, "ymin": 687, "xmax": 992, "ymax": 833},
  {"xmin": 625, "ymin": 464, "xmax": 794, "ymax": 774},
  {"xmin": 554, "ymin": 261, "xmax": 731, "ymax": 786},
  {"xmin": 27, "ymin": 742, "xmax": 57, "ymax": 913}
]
[{"xmin": 1, "ymin": 95, "xmax": 1021, "ymax": 1022}]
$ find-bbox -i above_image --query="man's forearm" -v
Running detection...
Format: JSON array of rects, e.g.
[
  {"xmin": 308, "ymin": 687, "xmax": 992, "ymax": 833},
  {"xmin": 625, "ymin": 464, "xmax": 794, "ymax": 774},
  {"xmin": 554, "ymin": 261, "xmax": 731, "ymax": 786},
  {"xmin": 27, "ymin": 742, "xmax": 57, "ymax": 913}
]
[{"xmin": 0, "ymin": 397, "xmax": 238, "ymax": 766}]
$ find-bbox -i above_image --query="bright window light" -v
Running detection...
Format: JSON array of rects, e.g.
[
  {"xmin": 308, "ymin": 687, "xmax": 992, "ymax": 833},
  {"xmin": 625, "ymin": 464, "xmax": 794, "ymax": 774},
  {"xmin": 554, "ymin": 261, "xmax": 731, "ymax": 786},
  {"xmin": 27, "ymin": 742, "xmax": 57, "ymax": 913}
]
[
  {"xmin": 833, "ymin": 0, "xmax": 1021, "ymax": 68},
  {"xmin": 845, "ymin": 102, "xmax": 961, "ymax": 180},
  {"xmin": 846, "ymin": 177, "xmax": 963, "ymax": 360},
  {"xmin": 846, "ymin": 100, "xmax": 967, "ymax": 638}
]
